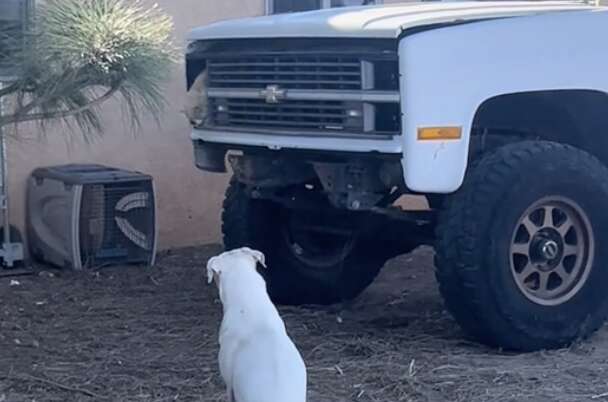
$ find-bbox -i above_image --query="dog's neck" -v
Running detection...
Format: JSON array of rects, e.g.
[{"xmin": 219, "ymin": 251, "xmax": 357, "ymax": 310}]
[
  {"xmin": 219, "ymin": 264, "xmax": 264, "ymax": 296},
  {"xmin": 218, "ymin": 270, "xmax": 285, "ymax": 336}
]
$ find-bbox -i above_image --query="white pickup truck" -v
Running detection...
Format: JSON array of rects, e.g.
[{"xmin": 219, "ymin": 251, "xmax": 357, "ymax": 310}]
[{"xmin": 186, "ymin": 1, "xmax": 608, "ymax": 351}]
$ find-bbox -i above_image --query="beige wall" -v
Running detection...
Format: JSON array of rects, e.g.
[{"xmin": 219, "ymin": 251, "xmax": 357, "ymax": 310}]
[
  {"xmin": 7, "ymin": 0, "xmax": 264, "ymax": 251},
  {"xmin": 8, "ymin": 0, "xmax": 598, "ymax": 251}
]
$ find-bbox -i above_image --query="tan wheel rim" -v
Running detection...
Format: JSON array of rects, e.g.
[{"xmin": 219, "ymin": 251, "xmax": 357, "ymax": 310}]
[{"xmin": 510, "ymin": 196, "xmax": 594, "ymax": 306}]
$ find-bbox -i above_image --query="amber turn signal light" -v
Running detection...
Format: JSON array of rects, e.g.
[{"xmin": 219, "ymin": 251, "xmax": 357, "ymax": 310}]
[{"xmin": 417, "ymin": 127, "xmax": 462, "ymax": 141}]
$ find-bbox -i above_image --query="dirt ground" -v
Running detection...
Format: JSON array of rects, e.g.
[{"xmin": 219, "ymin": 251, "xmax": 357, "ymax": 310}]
[{"xmin": 1, "ymin": 245, "xmax": 608, "ymax": 402}]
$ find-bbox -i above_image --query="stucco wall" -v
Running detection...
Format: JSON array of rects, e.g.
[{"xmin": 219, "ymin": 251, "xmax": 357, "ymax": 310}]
[
  {"xmin": 6, "ymin": 0, "xmax": 602, "ymax": 252},
  {"xmin": 7, "ymin": 0, "xmax": 264, "ymax": 251}
]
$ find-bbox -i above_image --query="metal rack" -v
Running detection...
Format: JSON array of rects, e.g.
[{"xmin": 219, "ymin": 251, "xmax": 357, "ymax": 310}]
[
  {"xmin": 0, "ymin": 81, "xmax": 24, "ymax": 268},
  {"xmin": 0, "ymin": 0, "xmax": 32, "ymax": 267}
]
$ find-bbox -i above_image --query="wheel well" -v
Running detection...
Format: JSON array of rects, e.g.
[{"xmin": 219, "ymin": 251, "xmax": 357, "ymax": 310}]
[{"xmin": 472, "ymin": 90, "xmax": 608, "ymax": 165}]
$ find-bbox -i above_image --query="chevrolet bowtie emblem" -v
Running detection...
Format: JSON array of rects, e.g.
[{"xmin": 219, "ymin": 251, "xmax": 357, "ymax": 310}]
[{"xmin": 260, "ymin": 85, "xmax": 287, "ymax": 104}]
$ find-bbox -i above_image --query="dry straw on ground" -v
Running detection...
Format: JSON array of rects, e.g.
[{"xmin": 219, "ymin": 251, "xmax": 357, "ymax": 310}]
[{"xmin": 1, "ymin": 245, "xmax": 607, "ymax": 402}]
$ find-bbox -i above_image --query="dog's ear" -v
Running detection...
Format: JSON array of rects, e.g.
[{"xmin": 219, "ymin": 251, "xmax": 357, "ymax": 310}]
[
  {"xmin": 206, "ymin": 257, "xmax": 221, "ymax": 285},
  {"xmin": 242, "ymin": 247, "xmax": 266, "ymax": 268}
]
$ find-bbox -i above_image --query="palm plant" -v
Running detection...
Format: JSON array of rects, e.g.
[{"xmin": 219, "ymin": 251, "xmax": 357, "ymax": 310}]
[{"xmin": 0, "ymin": 0, "xmax": 176, "ymax": 137}]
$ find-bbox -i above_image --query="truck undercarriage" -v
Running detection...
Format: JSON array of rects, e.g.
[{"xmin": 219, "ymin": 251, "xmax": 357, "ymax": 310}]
[{"xmin": 186, "ymin": 2, "xmax": 608, "ymax": 352}]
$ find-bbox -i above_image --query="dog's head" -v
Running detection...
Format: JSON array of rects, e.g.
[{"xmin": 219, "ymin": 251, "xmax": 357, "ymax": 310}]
[{"xmin": 206, "ymin": 247, "xmax": 266, "ymax": 288}]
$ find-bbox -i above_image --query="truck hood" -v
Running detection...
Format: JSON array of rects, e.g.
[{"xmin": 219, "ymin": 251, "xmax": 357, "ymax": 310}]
[{"xmin": 187, "ymin": 1, "xmax": 595, "ymax": 40}]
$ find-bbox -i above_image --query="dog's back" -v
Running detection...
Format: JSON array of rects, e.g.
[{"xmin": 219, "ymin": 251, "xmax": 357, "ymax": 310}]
[
  {"xmin": 231, "ymin": 329, "xmax": 307, "ymax": 402},
  {"xmin": 220, "ymin": 292, "xmax": 307, "ymax": 402}
]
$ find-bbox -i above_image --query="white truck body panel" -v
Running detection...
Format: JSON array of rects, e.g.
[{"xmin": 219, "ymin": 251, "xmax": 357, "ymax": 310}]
[
  {"xmin": 187, "ymin": 1, "xmax": 592, "ymax": 40},
  {"xmin": 400, "ymin": 9, "xmax": 608, "ymax": 192},
  {"xmin": 189, "ymin": 2, "xmax": 608, "ymax": 193}
]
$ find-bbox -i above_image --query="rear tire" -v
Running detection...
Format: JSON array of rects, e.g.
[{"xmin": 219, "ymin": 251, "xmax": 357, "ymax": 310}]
[
  {"xmin": 222, "ymin": 179, "xmax": 388, "ymax": 305},
  {"xmin": 435, "ymin": 141, "xmax": 608, "ymax": 351}
]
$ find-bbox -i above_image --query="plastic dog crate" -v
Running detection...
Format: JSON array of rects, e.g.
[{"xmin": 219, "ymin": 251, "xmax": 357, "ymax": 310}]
[{"xmin": 27, "ymin": 164, "xmax": 157, "ymax": 269}]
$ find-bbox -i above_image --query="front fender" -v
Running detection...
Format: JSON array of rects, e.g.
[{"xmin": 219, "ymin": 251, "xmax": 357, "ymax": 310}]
[{"xmin": 399, "ymin": 9, "xmax": 608, "ymax": 193}]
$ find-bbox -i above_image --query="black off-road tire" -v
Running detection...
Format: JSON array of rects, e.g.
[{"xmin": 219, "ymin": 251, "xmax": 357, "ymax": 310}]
[
  {"xmin": 222, "ymin": 179, "xmax": 388, "ymax": 305},
  {"xmin": 435, "ymin": 141, "xmax": 608, "ymax": 351}
]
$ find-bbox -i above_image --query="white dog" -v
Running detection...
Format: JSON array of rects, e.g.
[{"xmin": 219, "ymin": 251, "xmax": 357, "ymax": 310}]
[{"xmin": 207, "ymin": 248, "xmax": 307, "ymax": 402}]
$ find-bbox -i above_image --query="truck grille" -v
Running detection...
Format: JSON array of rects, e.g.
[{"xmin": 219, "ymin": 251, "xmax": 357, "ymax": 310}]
[
  {"xmin": 207, "ymin": 55, "xmax": 363, "ymax": 91},
  {"xmin": 188, "ymin": 39, "xmax": 401, "ymax": 137},
  {"xmin": 210, "ymin": 98, "xmax": 363, "ymax": 132}
]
